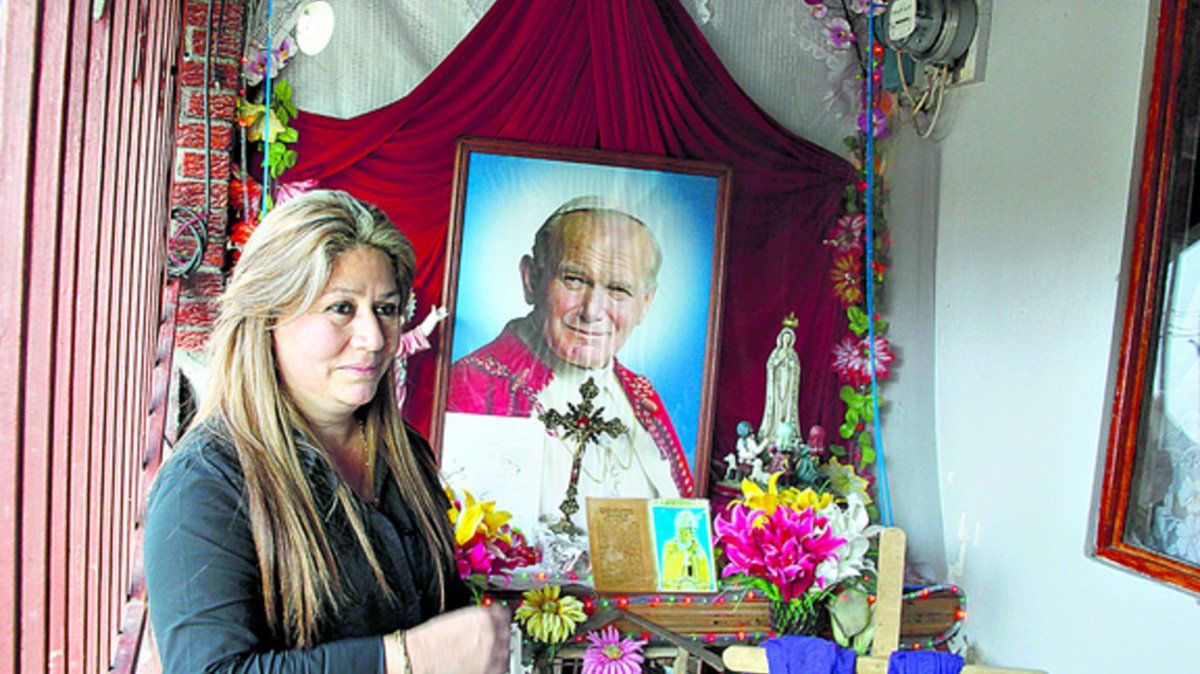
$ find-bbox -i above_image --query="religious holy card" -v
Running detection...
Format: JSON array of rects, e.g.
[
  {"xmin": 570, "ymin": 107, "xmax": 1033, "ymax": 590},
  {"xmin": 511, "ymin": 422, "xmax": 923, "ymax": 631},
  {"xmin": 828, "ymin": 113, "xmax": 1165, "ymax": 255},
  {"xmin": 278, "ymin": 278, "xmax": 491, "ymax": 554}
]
[{"xmin": 587, "ymin": 497, "xmax": 717, "ymax": 594}]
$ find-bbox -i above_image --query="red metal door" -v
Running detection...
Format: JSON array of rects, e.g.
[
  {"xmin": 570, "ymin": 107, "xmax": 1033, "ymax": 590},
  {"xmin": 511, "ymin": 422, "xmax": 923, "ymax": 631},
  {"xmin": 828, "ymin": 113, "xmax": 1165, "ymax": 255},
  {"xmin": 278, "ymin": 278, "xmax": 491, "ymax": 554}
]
[{"xmin": 0, "ymin": 1, "xmax": 182, "ymax": 672}]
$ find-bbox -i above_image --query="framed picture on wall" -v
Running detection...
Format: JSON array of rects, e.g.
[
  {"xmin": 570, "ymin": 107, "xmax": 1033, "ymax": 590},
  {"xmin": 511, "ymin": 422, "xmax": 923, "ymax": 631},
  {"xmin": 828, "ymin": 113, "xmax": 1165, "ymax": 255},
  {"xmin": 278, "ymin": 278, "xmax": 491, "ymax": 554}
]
[
  {"xmin": 1094, "ymin": 0, "xmax": 1200, "ymax": 595},
  {"xmin": 431, "ymin": 137, "xmax": 730, "ymax": 540}
]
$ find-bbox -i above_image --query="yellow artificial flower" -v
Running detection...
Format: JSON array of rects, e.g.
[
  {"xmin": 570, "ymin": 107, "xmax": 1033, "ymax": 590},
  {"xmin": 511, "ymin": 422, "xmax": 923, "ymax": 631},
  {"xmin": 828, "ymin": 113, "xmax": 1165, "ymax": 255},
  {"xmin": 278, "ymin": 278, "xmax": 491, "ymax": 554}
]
[
  {"xmin": 237, "ymin": 101, "xmax": 285, "ymax": 143},
  {"xmin": 740, "ymin": 472, "xmax": 834, "ymax": 520},
  {"xmin": 821, "ymin": 456, "xmax": 873, "ymax": 505},
  {"xmin": 514, "ymin": 585, "xmax": 586, "ymax": 644},
  {"xmin": 445, "ymin": 487, "xmax": 513, "ymax": 546},
  {"xmin": 779, "ymin": 486, "xmax": 834, "ymax": 512},
  {"xmin": 740, "ymin": 472, "xmax": 785, "ymax": 514}
]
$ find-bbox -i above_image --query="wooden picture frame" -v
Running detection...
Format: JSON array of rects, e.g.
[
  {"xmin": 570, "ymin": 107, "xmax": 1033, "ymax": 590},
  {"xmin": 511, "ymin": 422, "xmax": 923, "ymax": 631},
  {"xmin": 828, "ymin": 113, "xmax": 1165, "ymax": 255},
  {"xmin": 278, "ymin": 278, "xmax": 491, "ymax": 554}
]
[
  {"xmin": 1094, "ymin": 0, "xmax": 1200, "ymax": 594},
  {"xmin": 431, "ymin": 137, "xmax": 730, "ymax": 535}
]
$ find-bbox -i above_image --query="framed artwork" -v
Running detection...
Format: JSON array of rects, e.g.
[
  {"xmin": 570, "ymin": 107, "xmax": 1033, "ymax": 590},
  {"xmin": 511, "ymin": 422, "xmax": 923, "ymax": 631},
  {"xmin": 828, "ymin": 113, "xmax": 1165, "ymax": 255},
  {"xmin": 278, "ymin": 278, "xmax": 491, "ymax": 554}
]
[
  {"xmin": 1094, "ymin": 0, "xmax": 1200, "ymax": 594},
  {"xmin": 432, "ymin": 137, "xmax": 730, "ymax": 539},
  {"xmin": 584, "ymin": 497, "xmax": 717, "ymax": 594},
  {"xmin": 648, "ymin": 499, "xmax": 717, "ymax": 593}
]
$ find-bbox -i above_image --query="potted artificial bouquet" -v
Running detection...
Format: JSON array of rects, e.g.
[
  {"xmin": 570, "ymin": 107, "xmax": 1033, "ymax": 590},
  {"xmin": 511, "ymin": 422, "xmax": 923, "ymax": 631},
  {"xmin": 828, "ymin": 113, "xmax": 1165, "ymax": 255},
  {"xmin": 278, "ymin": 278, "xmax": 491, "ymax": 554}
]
[{"xmin": 714, "ymin": 472, "xmax": 879, "ymax": 642}]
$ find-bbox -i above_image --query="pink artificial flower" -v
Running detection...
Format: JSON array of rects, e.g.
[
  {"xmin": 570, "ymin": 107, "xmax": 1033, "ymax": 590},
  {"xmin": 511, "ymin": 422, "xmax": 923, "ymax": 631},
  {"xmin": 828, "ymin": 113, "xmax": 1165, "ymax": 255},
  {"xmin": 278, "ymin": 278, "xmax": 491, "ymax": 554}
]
[
  {"xmin": 244, "ymin": 39, "xmax": 296, "ymax": 86},
  {"xmin": 826, "ymin": 213, "xmax": 866, "ymax": 255},
  {"xmin": 491, "ymin": 528, "xmax": 540, "ymax": 571},
  {"xmin": 582, "ymin": 626, "xmax": 647, "ymax": 674},
  {"xmin": 714, "ymin": 504, "xmax": 846, "ymax": 602},
  {"xmin": 243, "ymin": 42, "xmax": 280, "ymax": 86},
  {"xmin": 831, "ymin": 335, "xmax": 895, "ymax": 386},
  {"xmin": 826, "ymin": 17, "xmax": 856, "ymax": 49},
  {"xmin": 849, "ymin": 0, "xmax": 887, "ymax": 15},
  {"xmin": 455, "ymin": 536, "xmax": 495, "ymax": 579},
  {"xmin": 275, "ymin": 179, "xmax": 319, "ymax": 206},
  {"xmin": 454, "ymin": 524, "xmax": 540, "ymax": 580}
]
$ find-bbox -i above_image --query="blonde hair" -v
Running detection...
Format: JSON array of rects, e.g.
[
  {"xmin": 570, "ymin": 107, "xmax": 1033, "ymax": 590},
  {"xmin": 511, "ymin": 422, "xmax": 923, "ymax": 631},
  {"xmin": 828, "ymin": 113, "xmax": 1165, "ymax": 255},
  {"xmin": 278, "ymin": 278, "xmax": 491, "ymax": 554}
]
[{"xmin": 198, "ymin": 190, "xmax": 455, "ymax": 648}]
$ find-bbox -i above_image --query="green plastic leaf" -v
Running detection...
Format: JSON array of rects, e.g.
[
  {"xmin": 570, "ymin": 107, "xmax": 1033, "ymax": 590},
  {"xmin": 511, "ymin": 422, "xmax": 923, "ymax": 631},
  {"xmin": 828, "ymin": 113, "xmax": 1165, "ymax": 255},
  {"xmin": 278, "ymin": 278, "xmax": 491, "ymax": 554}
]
[
  {"xmin": 829, "ymin": 444, "xmax": 846, "ymax": 458},
  {"xmin": 273, "ymin": 78, "xmax": 292, "ymax": 102},
  {"xmin": 860, "ymin": 445, "xmax": 876, "ymax": 466},
  {"xmin": 277, "ymin": 126, "xmax": 298, "ymax": 143},
  {"xmin": 858, "ymin": 427, "xmax": 873, "ymax": 445},
  {"xmin": 848, "ymin": 306, "xmax": 869, "ymax": 336},
  {"xmin": 839, "ymin": 423, "xmax": 855, "ymax": 439}
]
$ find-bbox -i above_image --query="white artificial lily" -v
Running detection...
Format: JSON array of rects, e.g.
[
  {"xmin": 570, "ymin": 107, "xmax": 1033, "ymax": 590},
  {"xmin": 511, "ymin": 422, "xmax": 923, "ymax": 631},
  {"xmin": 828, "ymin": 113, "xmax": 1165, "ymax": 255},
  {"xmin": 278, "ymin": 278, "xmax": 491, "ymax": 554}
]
[{"xmin": 816, "ymin": 492, "xmax": 883, "ymax": 587}]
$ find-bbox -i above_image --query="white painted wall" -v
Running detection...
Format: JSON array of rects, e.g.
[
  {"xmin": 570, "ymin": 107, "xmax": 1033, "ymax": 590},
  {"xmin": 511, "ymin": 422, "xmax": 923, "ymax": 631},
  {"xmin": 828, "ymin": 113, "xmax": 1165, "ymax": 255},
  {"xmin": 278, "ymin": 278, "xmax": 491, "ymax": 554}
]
[
  {"xmin": 934, "ymin": 2, "xmax": 1200, "ymax": 671},
  {"xmin": 878, "ymin": 126, "xmax": 946, "ymax": 581}
]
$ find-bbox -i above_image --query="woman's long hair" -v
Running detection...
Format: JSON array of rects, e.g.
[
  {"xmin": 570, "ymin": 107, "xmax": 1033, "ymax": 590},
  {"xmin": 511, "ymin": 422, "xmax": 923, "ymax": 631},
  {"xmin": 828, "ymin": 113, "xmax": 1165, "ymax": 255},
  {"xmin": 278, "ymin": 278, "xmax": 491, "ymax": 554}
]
[{"xmin": 197, "ymin": 190, "xmax": 455, "ymax": 648}]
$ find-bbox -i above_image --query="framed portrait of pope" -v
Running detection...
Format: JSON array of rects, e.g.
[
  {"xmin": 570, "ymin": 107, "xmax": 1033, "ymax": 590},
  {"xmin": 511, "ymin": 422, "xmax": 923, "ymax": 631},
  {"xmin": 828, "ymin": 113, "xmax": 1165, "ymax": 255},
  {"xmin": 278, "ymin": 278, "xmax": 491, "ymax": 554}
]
[{"xmin": 432, "ymin": 137, "xmax": 730, "ymax": 542}]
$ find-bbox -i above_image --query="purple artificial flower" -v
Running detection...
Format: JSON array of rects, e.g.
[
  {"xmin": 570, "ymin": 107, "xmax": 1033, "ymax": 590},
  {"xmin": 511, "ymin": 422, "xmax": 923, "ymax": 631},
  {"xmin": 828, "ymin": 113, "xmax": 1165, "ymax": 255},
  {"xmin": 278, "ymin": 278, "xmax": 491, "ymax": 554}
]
[
  {"xmin": 582, "ymin": 626, "xmax": 647, "ymax": 674},
  {"xmin": 858, "ymin": 106, "xmax": 889, "ymax": 139},
  {"xmin": 826, "ymin": 17, "xmax": 856, "ymax": 49},
  {"xmin": 276, "ymin": 36, "xmax": 297, "ymax": 61},
  {"xmin": 244, "ymin": 38, "xmax": 297, "ymax": 86}
]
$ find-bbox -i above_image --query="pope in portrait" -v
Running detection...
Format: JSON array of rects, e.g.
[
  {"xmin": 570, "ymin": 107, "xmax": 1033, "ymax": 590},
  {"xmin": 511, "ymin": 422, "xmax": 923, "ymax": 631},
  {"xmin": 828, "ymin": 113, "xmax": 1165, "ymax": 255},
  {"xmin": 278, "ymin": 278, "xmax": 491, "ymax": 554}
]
[{"xmin": 448, "ymin": 196, "xmax": 694, "ymax": 528}]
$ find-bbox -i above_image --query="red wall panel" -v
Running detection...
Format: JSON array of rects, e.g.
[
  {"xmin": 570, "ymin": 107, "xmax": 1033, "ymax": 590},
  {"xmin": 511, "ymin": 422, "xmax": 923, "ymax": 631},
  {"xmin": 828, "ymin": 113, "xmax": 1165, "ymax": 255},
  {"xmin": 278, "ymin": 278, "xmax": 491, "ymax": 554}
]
[{"xmin": 0, "ymin": 1, "xmax": 182, "ymax": 672}]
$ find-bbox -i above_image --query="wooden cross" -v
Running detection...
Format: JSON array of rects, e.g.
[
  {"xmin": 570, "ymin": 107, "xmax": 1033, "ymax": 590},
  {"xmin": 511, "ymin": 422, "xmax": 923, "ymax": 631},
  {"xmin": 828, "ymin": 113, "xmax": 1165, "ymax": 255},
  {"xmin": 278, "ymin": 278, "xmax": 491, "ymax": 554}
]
[
  {"xmin": 722, "ymin": 529, "xmax": 1045, "ymax": 674},
  {"xmin": 538, "ymin": 376, "xmax": 627, "ymax": 536}
]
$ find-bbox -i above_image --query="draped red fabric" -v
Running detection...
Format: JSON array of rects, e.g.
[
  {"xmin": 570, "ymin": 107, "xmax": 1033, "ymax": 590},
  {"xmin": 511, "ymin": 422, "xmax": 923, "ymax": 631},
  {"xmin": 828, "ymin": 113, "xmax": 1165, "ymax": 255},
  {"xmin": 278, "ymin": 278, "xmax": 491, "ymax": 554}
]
[{"xmin": 286, "ymin": 0, "xmax": 856, "ymax": 486}]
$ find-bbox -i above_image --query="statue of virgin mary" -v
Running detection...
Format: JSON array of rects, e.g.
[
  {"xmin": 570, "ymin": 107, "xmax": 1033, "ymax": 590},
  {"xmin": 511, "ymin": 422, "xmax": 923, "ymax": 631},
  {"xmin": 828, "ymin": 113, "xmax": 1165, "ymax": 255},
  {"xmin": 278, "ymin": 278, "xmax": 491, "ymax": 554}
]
[{"xmin": 757, "ymin": 314, "xmax": 802, "ymax": 448}]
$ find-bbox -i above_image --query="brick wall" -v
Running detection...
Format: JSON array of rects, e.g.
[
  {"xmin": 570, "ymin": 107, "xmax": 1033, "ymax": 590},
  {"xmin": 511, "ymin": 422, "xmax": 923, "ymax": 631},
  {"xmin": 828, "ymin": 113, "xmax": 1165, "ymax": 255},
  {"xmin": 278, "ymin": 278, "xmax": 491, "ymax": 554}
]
[{"xmin": 170, "ymin": 0, "xmax": 245, "ymax": 353}]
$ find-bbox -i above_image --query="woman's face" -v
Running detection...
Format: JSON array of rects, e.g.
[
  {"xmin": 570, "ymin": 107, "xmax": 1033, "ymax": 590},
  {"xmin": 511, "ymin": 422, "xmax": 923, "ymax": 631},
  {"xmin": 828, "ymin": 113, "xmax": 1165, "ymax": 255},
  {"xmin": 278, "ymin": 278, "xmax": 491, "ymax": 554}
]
[{"xmin": 273, "ymin": 246, "xmax": 403, "ymax": 427}]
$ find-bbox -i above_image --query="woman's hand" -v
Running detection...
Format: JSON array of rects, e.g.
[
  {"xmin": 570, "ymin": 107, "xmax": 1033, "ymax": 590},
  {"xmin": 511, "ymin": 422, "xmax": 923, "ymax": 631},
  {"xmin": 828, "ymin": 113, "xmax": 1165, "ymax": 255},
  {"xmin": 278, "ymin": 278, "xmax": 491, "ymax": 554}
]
[{"xmin": 398, "ymin": 604, "xmax": 511, "ymax": 674}]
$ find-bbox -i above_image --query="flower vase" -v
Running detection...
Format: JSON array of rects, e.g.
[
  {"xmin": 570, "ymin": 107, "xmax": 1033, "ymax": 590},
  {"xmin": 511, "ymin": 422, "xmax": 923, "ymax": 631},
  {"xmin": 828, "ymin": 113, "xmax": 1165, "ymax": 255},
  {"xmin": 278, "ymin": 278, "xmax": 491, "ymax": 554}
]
[{"xmin": 768, "ymin": 596, "xmax": 825, "ymax": 636}]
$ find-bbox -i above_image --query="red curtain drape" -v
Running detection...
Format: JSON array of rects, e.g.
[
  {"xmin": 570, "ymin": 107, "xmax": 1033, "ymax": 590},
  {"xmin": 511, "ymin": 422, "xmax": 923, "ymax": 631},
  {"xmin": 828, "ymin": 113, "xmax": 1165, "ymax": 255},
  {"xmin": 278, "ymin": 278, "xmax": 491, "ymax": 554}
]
[{"xmin": 286, "ymin": 0, "xmax": 855, "ymax": 482}]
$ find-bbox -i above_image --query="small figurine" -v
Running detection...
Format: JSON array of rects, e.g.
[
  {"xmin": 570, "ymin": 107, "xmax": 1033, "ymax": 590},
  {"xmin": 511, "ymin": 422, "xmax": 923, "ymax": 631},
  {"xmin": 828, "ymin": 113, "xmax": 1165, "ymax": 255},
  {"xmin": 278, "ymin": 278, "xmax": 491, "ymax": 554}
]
[{"xmin": 393, "ymin": 298, "xmax": 449, "ymax": 411}]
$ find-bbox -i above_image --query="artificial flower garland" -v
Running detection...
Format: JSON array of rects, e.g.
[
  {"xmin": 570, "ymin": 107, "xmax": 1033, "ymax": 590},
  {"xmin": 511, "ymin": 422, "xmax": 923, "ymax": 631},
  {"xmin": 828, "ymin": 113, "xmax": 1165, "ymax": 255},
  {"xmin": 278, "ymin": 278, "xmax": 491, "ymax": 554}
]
[{"xmin": 799, "ymin": 0, "xmax": 898, "ymax": 519}]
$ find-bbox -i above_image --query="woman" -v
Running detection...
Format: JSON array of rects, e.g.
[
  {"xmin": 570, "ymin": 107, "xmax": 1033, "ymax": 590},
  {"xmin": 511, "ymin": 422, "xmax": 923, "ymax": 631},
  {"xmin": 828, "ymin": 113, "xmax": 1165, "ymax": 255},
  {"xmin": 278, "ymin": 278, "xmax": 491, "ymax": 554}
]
[{"xmin": 145, "ymin": 191, "xmax": 510, "ymax": 673}]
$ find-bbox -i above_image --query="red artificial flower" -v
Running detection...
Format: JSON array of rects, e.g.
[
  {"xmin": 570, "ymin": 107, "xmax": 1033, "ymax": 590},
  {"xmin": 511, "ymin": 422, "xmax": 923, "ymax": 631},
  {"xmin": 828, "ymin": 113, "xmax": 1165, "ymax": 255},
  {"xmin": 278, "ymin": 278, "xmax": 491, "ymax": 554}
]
[
  {"xmin": 228, "ymin": 217, "xmax": 258, "ymax": 247},
  {"xmin": 826, "ymin": 213, "xmax": 866, "ymax": 255},
  {"xmin": 229, "ymin": 172, "xmax": 262, "ymax": 215},
  {"xmin": 831, "ymin": 335, "xmax": 895, "ymax": 386}
]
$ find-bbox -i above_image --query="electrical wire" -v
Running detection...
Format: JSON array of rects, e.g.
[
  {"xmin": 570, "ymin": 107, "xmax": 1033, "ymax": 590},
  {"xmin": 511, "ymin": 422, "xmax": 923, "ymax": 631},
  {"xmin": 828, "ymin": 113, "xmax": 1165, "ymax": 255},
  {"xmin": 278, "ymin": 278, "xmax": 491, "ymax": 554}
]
[
  {"xmin": 167, "ymin": 0, "xmax": 218, "ymax": 277},
  {"xmin": 866, "ymin": 1, "xmax": 893, "ymax": 528},
  {"xmin": 261, "ymin": 0, "xmax": 274, "ymax": 214},
  {"xmin": 915, "ymin": 65, "xmax": 949, "ymax": 139},
  {"xmin": 894, "ymin": 52, "xmax": 950, "ymax": 139}
]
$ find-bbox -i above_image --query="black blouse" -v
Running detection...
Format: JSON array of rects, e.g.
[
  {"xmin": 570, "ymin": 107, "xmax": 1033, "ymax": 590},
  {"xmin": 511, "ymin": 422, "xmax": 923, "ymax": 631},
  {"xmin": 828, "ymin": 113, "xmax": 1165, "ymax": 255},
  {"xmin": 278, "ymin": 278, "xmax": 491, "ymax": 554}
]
[{"xmin": 145, "ymin": 418, "xmax": 469, "ymax": 673}]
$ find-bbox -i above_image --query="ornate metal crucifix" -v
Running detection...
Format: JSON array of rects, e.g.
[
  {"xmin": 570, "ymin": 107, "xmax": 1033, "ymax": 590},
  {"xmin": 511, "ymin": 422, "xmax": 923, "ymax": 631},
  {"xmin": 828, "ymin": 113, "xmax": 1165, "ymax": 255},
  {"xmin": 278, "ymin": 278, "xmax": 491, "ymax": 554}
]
[{"xmin": 538, "ymin": 377, "xmax": 627, "ymax": 536}]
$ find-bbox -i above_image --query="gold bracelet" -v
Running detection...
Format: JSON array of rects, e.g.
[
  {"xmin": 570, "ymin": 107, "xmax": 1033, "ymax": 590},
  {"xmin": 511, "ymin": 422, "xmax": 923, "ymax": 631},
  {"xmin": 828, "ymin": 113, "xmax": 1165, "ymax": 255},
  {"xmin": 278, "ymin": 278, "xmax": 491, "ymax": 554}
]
[{"xmin": 392, "ymin": 629, "xmax": 413, "ymax": 674}]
